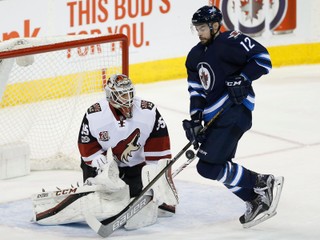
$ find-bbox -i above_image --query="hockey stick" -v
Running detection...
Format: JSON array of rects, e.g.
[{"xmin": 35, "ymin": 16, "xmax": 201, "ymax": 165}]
[
  {"xmin": 85, "ymin": 100, "xmax": 233, "ymax": 237},
  {"xmin": 172, "ymin": 100, "xmax": 233, "ymax": 178},
  {"xmin": 84, "ymin": 144, "xmax": 192, "ymax": 237},
  {"xmin": 172, "ymin": 150, "xmax": 196, "ymax": 178}
]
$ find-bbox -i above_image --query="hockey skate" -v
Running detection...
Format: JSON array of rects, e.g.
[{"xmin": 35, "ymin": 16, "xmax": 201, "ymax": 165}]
[{"xmin": 240, "ymin": 174, "xmax": 284, "ymax": 228}]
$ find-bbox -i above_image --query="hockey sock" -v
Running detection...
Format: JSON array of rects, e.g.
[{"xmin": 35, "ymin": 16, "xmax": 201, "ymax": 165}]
[
  {"xmin": 197, "ymin": 160, "xmax": 258, "ymax": 202},
  {"xmin": 223, "ymin": 183, "xmax": 257, "ymax": 202}
]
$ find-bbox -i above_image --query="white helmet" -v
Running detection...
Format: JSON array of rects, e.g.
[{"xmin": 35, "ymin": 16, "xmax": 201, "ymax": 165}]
[{"xmin": 104, "ymin": 74, "xmax": 135, "ymax": 118}]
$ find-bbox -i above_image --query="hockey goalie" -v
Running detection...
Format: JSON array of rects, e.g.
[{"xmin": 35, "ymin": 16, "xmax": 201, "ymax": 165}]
[{"xmin": 31, "ymin": 74, "xmax": 178, "ymax": 230}]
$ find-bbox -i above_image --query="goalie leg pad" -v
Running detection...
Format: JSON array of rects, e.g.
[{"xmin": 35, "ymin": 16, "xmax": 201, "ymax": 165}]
[
  {"xmin": 142, "ymin": 159, "xmax": 179, "ymax": 207},
  {"xmin": 32, "ymin": 159, "xmax": 131, "ymax": 225},
  {"xmin": 123, "ymin": 160, "xmax": 179, "ymax": 230},
  {"xmin": 32, "ymin": 185, "xmax": 130, "ymax": 225}
]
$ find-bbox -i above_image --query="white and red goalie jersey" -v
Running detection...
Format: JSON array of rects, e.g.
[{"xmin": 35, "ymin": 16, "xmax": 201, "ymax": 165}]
[
  {"xmin": 78, "ymin": 97, "xmax": 172, "ymax": 168},
  {"xmin": 31, "ymin": 98, "xmax": 176, "ymax": 228}
]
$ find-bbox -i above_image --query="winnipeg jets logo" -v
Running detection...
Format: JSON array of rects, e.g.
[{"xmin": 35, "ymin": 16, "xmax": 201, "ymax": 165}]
[
  {"xmin": 197, "ymin": 62, "xmax": 215, "ymax": 91},
  {"xmin": 221, "ymin": 0, "xmax": 290, "ymax": 37},
  {"xmin": 240, "ymin": 0, "xmax": 263, "ymax": 23},
  {"xmin": 200, "ymin": 68, "xmax": 209, "ymax": 88},
  {"xmin": 112, "ymin": 128, "xmax": 141, "ymax": 163}
]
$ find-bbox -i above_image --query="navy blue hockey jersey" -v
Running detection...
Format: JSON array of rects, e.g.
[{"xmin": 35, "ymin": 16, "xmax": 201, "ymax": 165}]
[{"xmin": 185, "ymin": 30, "xmax": 272, "ymax": 122}]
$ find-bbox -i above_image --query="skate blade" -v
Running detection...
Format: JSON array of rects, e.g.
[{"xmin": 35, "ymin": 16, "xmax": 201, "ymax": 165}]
[
  {"xmin": 242, "ymin": 176, "xmax": 284, "ymax": 229},
  {"xmin": 268, "ymin": 176, "xmax": 284, "ymax": 213},
  {"xmin": 242, "ymin": 211, "xmax": 277, "ymax": 228}
]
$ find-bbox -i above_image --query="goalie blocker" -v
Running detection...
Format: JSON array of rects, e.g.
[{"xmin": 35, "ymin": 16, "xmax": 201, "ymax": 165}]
[{"xmin": 31, "ymin": 158, "xmax": 178, "ymax": 229}]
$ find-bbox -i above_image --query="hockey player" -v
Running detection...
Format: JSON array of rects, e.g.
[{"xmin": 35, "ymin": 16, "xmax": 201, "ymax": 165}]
[
  {"xmin": 78, "ymin": 74, "xmax": 178, "ymax": 225},
  {"xmin": 32, "ymin": 74, "xmax": 178, "ymax": 229},
  {"xmin": 182, "ymin": 5, "xmax": 283, "ymax": 227}
]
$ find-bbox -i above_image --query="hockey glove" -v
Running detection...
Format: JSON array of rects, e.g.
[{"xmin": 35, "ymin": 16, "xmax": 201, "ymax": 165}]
[
  {"xmin": 182, "ymin": 119, "xmax": 205, "ymax": 150},
  {"xmin": 91, "ymin": 154, "xmax": 108, "ymax": 173},
  {"xmin": 225, "ymin": 75, "xmax": 251, "ymax": 105}
]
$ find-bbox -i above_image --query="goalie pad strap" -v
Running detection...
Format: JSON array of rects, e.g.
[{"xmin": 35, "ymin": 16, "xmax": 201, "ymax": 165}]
[{"xmin": 36, "ymin": 192, "xmax": 92, "ymax": 221}]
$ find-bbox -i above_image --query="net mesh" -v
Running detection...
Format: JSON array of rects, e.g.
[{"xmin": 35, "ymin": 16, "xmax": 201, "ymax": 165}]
[{"xmin": 0, "ymin": 35, "xmax": 128, "ymax": 170}]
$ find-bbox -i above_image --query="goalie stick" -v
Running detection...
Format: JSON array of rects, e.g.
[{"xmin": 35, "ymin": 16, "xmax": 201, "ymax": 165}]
[{"xmin": 85, "ymin": 100, "xmax": 233, "ymax": 238}]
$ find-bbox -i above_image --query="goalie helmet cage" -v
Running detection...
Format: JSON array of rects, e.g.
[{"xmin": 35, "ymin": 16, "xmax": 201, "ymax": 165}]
[{"xmin": 0, "ymin": 34, "xmax": 129, "ymax": 170}]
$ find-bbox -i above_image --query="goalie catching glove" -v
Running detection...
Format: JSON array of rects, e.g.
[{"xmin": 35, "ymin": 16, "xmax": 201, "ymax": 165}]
[{"xmin": 225, "ymin": 75, "xmax": 251, "ymax": 105}]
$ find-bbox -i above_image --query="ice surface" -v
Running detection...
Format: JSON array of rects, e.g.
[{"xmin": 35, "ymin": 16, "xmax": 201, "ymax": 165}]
[{"xmin": 1, "ymin": 65, "xmax": 320, "ymax": 239}]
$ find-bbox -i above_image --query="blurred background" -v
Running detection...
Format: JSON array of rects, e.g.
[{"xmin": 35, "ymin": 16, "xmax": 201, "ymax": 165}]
[{"xmin": 0, "ymin": 0, "xmax": 319, "ymax": 83}]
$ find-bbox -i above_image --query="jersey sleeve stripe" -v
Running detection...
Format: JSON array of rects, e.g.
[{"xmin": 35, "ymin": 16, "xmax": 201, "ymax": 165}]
[
  {"xmin": 78, "ymin": 141, "xmax": 102, "ymax": 158},
  {"xmin": 145, "ymin": 153, "xmax": 172, "ymax": 161}
]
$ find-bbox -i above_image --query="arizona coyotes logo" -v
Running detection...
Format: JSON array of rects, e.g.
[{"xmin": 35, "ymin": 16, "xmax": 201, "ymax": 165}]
[{"xmin": 112, "ymin": 128, "xmax": 141, "ymax": 163}]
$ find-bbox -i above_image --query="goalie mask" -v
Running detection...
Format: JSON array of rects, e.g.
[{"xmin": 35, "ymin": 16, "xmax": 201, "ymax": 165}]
[{"xmin": 104, "ymin": 74, "xmax": 135, "ymax": 118}]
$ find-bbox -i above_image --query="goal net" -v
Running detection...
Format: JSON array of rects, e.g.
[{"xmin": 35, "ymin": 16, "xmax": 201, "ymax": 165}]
[{"xmin": 0, "ymin": 34, "xmax": 129, "ymax": 171}]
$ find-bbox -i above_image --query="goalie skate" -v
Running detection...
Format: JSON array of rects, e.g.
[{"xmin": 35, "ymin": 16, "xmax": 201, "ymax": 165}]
[{"xmin": 242, "ymin": 176, "xmax": 284, "ymax": 228}]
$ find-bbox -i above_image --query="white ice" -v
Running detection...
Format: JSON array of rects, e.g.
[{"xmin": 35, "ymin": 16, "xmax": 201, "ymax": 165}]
[{"xmin": 1, "ymin": 64, "xmax": 320, "ymax": 240}]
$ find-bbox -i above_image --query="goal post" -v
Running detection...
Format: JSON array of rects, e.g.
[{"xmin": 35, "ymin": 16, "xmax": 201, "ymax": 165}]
[{"xmin": 0, "ymin": 34, "xmax": 129, "ymax": 174}]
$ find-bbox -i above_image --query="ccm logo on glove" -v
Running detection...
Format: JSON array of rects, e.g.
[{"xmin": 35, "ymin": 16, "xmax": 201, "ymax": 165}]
[{"xmin": 225, "ymin": 75, "xmax": 251, "ymax": 105}]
